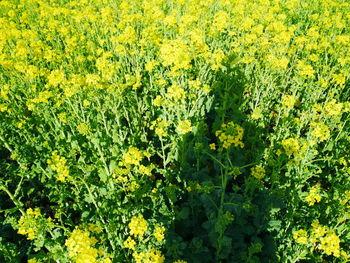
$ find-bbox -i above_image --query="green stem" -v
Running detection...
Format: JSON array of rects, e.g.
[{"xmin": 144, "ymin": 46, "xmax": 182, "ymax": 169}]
[
  {"xmin": 80, "ymin": 178, "xmax": 116, "ymax": 251},
  {"xmin": 0, "ymin": 134, "xmax": 13, "ymax": 152},
  {"xmin": 160, "ymin": 137, "xmax": 167, "ymax": 169},
  {"xmin": 95, "ymin": 141, "xmax": 111, "ymax": 177},
  {"xmin": 205, "ymin": 151, "xmax": 227, "ymax": 168},
  {"xmin": 216, "ymin": 158, "xmax": 229, "ymax": 262},
  {"xmin": 239, "ymin": 162, "xmax": 258, "ymax": 169},
  {"xmin": 0, "ymin": 184, "xmax": 24, "ymax": 215}
]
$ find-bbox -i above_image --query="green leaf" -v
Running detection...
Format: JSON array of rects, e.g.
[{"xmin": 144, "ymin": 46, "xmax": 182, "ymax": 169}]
[{"xmin": 98, "ymin": 168, "xmax": 107, "ymax": 182}]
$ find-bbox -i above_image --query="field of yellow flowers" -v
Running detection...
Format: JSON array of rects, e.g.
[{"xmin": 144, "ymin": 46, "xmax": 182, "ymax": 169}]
[{"xmin": 0, "ymin": 0, "xmax": 349, "ymax": 262}]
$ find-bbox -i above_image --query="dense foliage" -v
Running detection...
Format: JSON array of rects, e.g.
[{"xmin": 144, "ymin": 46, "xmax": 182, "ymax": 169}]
[{"xmin": 0, "ymin": 0, "xmax": 349, "ymax": 262}]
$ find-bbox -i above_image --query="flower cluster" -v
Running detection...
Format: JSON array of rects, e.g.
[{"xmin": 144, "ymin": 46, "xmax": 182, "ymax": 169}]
[
  {"xmin": 251, "ymin": 107, "xmax": 263, "ymax": 120},
  {"xmin": 305, "ymin": 185, "xmax": 322, "ymax": 206},
  {"xmin": 310, "ymin": 122, "xmax": 330, "ymax": 142},
  {"xmin": 293, "ymin": 229, "xmax": 308, "ymax": 245},
  {"xmin": 160, "ymin": 39, "xmax": 192, "ymax": 71},
  {"xmin": 281, "ymin": 94, "xmax": 297, "ymax": 108},
  {"xmin": 310, "ymin": 220, "xmax": 327, "ymax": 242},
  {"xmin": 293, "ymin": 221, "xmax": 344, "ymax": 258},
  {"xmin": 176, "ymin": 120, "xmax": 192, "ymax": 135},
  {"xmin": 215, "ymin": 122, "xmax": 244, "ymax": 149},
  {"xmin": 281, "ymin": 138, "xmax": 300, "ymax": 156},
  {"xmin": 318, "ymin": 230, "xmax": 341, "ymax": 257},
  {"xmin": 153, "ymin": 226, "xmax": 165, "ymax": 242},
  {"xmin": 124, "ymin": 236, "xmax": 136, "ymax": 250},
  {"xmin": 133, "ymin": 248, "xmax": 165, "ymax": 263},
  {"xmin": 128, "ymin": 215, "xmax": 148, "ymax": 238},
  {"xmin": 120, "ymin": 147, "xmax": 150, "ymax": 167},
  {"xmin": 251, "ymin": 166, "xmax": 266, "ymax": 179},
  {"xmin": 77, "ymin": 123, "xmax": 90, "ymax": 135},
  {"xmin": 150, "ymin": 118, "xmax": 170, "ymax": 137},
  {"xmin": 47, "ymin": 151, "xmax": 69, "ymax": 182},
  {"xmin": 65, "ymin": 228, "xmax": 99, "ymax": 263},
  {"xmin": 324, "ymin": 99, "xmax": 343, "ymax": 116},
  {"xmin": 17, "ymin": 208, "xmax": 43, "ymax": 240}
]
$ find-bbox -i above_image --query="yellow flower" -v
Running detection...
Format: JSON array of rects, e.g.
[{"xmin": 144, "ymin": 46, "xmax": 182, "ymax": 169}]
[
  {"xmin": 209, "ymin": 143, "xmax": 216, "ymax": 150},
  {"xmin": 124, "ymin": 236, "xmax": 136, "ymax": 250},
  {"xmin": 281, "ymin": 95, "xmax": 297, "ymax": 108},
  {"xmin": 310, "ymin": 122, "xmax": 330, "ymax": 141},
  {"xmin": 138, "ymin": 164, "xmax": 154, "ymax": 177},
  {"xmin": 0, "ymin": 103, "xmax": 9, "ymax": 112},
  {"xmin": 215, "ymin": 122, "xmax": 244, "ymax": 149},
  {"xmin": 331, "ymin": 72, "xmax": 346, "ymax": 86},
  {"xmin": 26, "ymin": 91, "xmax": 53, "ymax": 110},
  {"xmin": 129, "ymin": 215, "xmax": 148, "ymax": 238},
  {"xmin": 293, "ymin": 229, "xmax": 308, "ymax": 244},
  {"xmin": 166, "ymin": 84, "xmax": 185, "ymax": 101},
  {"xmin": 18, "ymin": 208, "xmax": 42, "ymax": 240},
  {"xmin": 305, "ymin": 185, "xmax": 322, "ymax": 206},
  {"xmin": 160, "ymin": 39, "xmax": 192, "ymax": 71},
  {"xmin": 77, "ymin": 123, "xmax": 90, "ymax": 135},
  {"xmin": 281, "ymin": 138, "xmax": 300, "ymax": 155},
  {"xmin": 319, "ymin": 230, "xmax": 341, "ymax": 257},
  {"xmin": 211, "ymin": 10, "xmax": 230, "ymax": 33},
  {"xmin": 251, "ymin": 166, "xmax": 266, "ymax": 179},
  {"xmin": 47, "ymin": 69, "xmax": 65, "ymax": 87},
  {"xmin": 121, "ymin": 147, "xmax": 145, "ymax": 167},
  {"xmin": 83, "ymin": 99, "xmax": 90, "ymax": 107},
  {"xmin": 133, "ymin": 248, "xmax": 165, "ymax": 263},
  {"xmin": 0, "ymin": 84, "xmax": 10, "ymax": 100},
  {"xmin": 65, "ymin": 228, "xmax": 98, "ymax": 263},
  {"xmin": 127, "ymin": 181, "xmax": 140, "ymax": 192},
  {"xmin": 297, "ymin": 61, "xmax": 315, "ymax": 79},
  {"xmin": 251, "ymin": 107, "xmax": 263, "ymax": 119},
  {"xmin": 151, "ymin": 118, "xmax": 170, "ymax": 137},
  {"xmin": 153, "ymin": 95, "xmax": 164, "ymax": 107},
  {"xmin": 311, "ymin": 220, "xmax": 327, "ymax": 239},
  {"xmin": 85, "ymin": 74, "xmax": 100, "ymax": 86},
  {"xmin": 153, "ymin": 226, "xmax": 165, "ymax": 242},
  {"xmin": 176, "ymin": 120, "xmax": 192, "ymax": 135},
  {"xmin": 99, "ymin": 257, "xmax": 112, "ymax": 263},
  {"xmin": 145, "ymin": 60, "xmax": 159, "ymax": 72},
  {"xmin": 324, "ymin": 99, "xmax": 343, "ymax": 116},
  {"xmin": 209, "ymin": 49, "xmax": 226, "ymax": 71},
  {"xmin": 17, "ymin": 120, "xmax": 27, "ymax": 128},
  {"xmin": 47, "ymin": 151, "xmax": 69, "ymax": 182}
]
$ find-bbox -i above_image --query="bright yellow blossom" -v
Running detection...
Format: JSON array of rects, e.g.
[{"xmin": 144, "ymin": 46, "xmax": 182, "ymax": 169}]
[
  {"xmin": 47, "ymin": 151, "xmax": 69, "ymax": 182},
  {"xmin": 129, "ymin": 215, "xmax": 148, "ymax": 238},
  {"xmin": 153, "ymin": 226, "xmax": 165, "ymax": 242},
  {"xmin": 176, "ymin": 120, "xmax": 192, "ymax": 135},
  {"xmin": 124, "ymin": 236, "xmax": 136, "ymax": 250},
  {"xmin": 65, "ymin": 228, "xmax": 98, "ymax": 263},
  {"xmin": 281, "ymin": 95, "xmax": 297, "ymax": 108},
  {"xmin": 310, "ymin": 122, "xmax": 330, "ymax": 141},
  {"xmin": 215, "ymin": 122, "xmax": 244, "ymax": 149},
  {"xmin": 281, "ymin": 138, "xmax": 300, "ymax": 155},
  {"xmin": 305, "ymin": 185, "xmax": 322, "ymax": 206},
  {"xmin": 17, "ymin": 208, "xmax": 42, "ymax": 240},
  {"xmin": 319, "ymin": 230, "xmax": 341, "ymax": 257},
  {"xmin": 293, "ymin": 229, "xmax": 308, "ymax": 244},
  {"xmin": 251, "ymin": 107, "xmax": 263, "ymax": 119}
]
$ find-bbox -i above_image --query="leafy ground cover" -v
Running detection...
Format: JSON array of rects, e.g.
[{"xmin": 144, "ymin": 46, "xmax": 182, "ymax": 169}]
[{"xmin": 0, "ymin": 0, "xmax": 349, "ymax": 262}]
